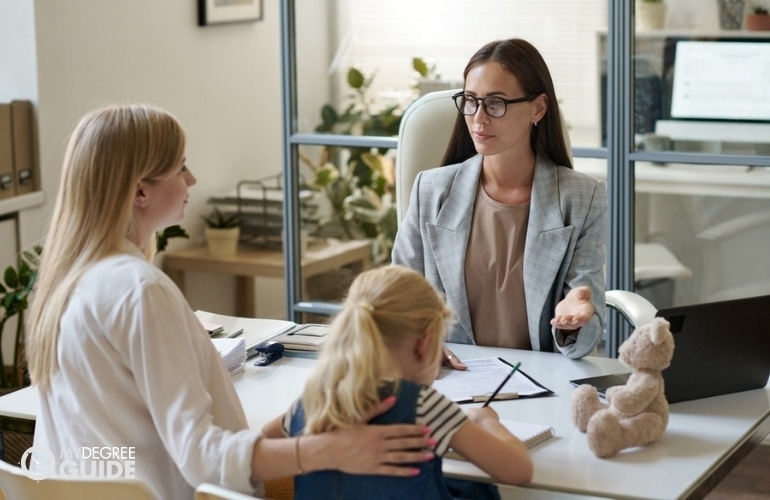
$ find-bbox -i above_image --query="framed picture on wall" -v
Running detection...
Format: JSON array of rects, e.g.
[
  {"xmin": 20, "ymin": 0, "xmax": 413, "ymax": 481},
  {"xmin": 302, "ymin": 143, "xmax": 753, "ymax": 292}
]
[{"xmin": 197, "ymin": 0, "xmax": 262, "ymax": 26}]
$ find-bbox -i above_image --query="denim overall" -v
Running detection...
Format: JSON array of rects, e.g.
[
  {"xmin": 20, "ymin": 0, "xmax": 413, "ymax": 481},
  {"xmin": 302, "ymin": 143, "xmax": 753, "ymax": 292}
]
[
  {"xmin": 290, "ymin": 380, "xmax": 451, "ymax": 500},
  {"xmin": 289, "ymin": 379, "xmax": 500, "ymax": 500}
]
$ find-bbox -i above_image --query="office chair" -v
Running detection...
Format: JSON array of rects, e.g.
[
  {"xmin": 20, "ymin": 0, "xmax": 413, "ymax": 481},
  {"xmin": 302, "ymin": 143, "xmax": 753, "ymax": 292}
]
[
  {"xmin": 395, "ymin": 89, "xmax": 657, "ymax": 333},
  {"xmin": 696, "ymin": 211, "xmax": 770, "ymax": 303},
  {"xmin": 195, "ymin": 482, "xmax": 267, "ymax": 500},
  {"xmin": 0, "ymin": 458, "xmax": 154, "ymax": 500}
]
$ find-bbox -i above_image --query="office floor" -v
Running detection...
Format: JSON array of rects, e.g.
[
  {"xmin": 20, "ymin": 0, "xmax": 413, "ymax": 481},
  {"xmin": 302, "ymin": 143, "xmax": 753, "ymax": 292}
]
[{"xmin": 705, "ymin": 444, "xmax": 770, "ymax": 500}]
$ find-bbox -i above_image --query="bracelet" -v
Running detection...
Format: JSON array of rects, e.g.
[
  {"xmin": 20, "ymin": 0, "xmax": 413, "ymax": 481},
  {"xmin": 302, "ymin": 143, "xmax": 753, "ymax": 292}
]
[{"xmin": 294, "ymin": 436, "xmax": 306, "ymax": 475}]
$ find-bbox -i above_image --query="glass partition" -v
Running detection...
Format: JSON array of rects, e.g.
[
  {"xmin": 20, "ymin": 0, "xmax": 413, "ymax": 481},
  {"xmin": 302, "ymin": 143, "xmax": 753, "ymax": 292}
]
[{"xmin": 630, "ymin": 2, "xmax": 770, "ymax": 309}]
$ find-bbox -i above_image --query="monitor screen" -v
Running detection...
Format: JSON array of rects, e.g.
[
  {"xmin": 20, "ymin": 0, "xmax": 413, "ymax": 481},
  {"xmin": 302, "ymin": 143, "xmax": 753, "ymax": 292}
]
[{"xmin": 670, "ymin": 40, "xmax": 770, "ymax": 122}]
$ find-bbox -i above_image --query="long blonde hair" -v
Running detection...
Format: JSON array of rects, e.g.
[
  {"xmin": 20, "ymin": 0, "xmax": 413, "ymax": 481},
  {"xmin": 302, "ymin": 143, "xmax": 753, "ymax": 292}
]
[
  {"xmin": 27, "ymin": 104, "xmax": 186, "ymax": 389},
  {"xmin": 301, "ymin": 265, "xmax": 452, "ymax": 434}
]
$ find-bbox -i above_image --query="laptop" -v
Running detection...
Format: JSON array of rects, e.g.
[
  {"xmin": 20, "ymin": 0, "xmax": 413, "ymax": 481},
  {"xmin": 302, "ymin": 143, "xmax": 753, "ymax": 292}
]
[{"xmin": 570, "ymin": 294, "xmax": 770, "ymax": 404}]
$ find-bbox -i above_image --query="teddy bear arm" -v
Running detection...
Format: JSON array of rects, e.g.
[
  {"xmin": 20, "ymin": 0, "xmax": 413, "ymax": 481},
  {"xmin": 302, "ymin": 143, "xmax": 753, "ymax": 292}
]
[{"xmin": 609, "ymin": 375, "xmax": 663, "ymax": 415}]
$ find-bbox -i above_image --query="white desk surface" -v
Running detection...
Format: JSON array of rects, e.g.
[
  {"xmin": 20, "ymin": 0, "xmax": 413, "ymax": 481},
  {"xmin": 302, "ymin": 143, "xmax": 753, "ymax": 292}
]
[
  {"xmin": 574, "ymin": 158, "xmax": 770, "ymax": 199},
  {"xmin": 2, "ymin": 343, "xmax": 769, "ymax": 500}
]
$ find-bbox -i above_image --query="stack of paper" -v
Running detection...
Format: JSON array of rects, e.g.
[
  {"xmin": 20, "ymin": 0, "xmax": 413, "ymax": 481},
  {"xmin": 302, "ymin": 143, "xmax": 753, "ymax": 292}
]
[{"xmin": 211, "ymin": 337, "xmax": 247, "ymax": 376}]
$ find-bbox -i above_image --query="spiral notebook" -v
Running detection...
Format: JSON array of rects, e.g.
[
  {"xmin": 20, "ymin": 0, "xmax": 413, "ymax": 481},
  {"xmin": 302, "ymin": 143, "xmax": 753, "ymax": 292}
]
[{"xmin": 445, "ymin": 419, "xmax": 555, "ymax": 459}]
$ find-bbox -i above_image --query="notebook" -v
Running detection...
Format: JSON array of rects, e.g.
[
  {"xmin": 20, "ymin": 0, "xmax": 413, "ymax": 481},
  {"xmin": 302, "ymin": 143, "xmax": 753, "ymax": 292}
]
[
  {"xmin": 445, "ymin": 419, "xmax": 555, "ymax": 459},
  {"xmin": 571, "ymin": 294, "xmax": 770, "ymax": 403},
  {"xmin": 267, "ymin": 323, "xmax": 330, "ymax": 351}
]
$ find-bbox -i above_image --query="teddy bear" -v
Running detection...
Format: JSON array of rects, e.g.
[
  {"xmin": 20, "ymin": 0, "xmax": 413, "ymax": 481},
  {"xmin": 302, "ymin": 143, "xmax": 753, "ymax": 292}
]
[{"xmin": 570, "ymin": 317, "xmax": 675, "ymax": 458}]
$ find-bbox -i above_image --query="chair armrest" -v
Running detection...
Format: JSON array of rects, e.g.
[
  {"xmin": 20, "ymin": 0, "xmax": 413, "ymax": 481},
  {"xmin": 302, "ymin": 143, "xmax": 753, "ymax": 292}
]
[{"xmin": 605, "ymin": 290, "xmax": 657, "ymax": 329}]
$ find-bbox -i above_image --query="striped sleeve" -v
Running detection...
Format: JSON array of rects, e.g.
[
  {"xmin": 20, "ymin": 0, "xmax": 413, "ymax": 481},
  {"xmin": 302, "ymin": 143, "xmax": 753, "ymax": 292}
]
[
  {"xmin": 416, "ymin": 386, "xmax": 467, "ymax": 456},
  {"xmin": 280, "ymin": 399, "xmax": 300, "ymax": 436}
]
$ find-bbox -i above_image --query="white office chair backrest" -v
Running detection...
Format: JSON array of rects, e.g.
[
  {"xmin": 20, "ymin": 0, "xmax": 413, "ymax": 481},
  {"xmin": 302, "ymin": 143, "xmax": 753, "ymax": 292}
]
[
  {"xmin": 0, "ymin": 458, "xmax": 154, "ymax": 500},
  {"xmin": 395, "ymin": 88, "xmax": 573, "ymax": 223},
  {"xmin": 195, "ymin": 482, "xmax": 266, "ymax": 500}
]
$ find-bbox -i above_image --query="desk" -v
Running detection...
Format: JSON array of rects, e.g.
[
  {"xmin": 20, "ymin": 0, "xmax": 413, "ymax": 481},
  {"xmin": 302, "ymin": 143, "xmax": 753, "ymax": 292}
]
[
  {"xmin": 162, "ymin": 239, "xmax": 371, "ymax": 317},
  {"xmin": 2, "ymin": 344, "xmax": 768, "ymax": 499},
  {"xmin": 574, "ymin": 158, "xmax": 770, "ymax": 200}
]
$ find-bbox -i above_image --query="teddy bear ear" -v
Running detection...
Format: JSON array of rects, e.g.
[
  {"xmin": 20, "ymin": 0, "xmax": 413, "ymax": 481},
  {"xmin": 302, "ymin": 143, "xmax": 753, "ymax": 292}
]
[{"xmin": 649, "ymin": 317, "xmax": 672, "ymax": 345}]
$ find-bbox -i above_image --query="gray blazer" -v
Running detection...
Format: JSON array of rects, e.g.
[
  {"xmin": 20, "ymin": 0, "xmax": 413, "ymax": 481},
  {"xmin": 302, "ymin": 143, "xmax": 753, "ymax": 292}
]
[{"xmin": 392, "ymin": 154, "xmax": 607, "ymax": 359}]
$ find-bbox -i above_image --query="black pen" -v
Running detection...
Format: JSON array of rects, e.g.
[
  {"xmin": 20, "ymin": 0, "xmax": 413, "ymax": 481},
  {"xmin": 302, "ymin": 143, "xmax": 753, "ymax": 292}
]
[{"xmin": 482, "ymin": 361, "xmax": 522, "ymax": 408}]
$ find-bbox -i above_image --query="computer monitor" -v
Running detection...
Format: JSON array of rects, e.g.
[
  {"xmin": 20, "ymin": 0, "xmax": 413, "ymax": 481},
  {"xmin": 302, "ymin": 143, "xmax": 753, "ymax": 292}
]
[
  {"xmin": 670, "ymin": 40, "xmax": 770, "ymax": 122},
  {"xmin": 656, "ymin": 37, "xmax": 770, "ymax": 146}
]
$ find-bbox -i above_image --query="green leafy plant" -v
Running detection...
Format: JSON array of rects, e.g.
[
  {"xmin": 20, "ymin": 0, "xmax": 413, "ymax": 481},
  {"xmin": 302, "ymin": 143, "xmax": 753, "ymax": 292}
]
[
  {"xmin": 156, "ymin": 224, "xmax": 189, "ymax": 253},
  {"xmin": 0, "ymin": 245, "xmax": 41, "ymax": 389},
  {"xmin": 304, "ymin": 66, "xmax": 407, "ymax": 264},
  {"xmin": 412, "ymin": 57, "xmax": 440, "ymax": 80},
  {"xmin": 202, "ymin": 207, "xmax": 241, "ymax": 229}
]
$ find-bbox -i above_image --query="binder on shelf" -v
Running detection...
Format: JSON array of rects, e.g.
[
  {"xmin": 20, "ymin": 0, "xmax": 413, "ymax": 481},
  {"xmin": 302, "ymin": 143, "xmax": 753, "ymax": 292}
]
[
  {"xmin": 10, "ymin": 100, "xmax": 39, "ymax": 195},
  {"xmin": 0, "ymin": 103, "xmax": 15, "ymax": 200}
]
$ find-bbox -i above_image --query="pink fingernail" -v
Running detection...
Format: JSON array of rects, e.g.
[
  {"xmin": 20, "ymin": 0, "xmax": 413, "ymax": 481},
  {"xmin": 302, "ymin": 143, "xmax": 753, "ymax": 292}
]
[
  {"xmin": 428, "ymin": 438, "xmax": 438, "ymax": 447},
  {"xmin": 383, "ymin": 395, "xmax": 396, "ymax": 404},
  {"xmin": 423, "ymin": 427, "xmax": 432, "ymax": 434},
  {"xmin": 411, "ymin": 468, "xmax": 421, "ymax": 476}
]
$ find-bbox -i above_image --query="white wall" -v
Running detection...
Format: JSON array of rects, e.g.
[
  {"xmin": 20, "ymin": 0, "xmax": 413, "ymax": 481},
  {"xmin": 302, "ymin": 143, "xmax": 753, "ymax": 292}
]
[{"xmin": 1, "ymin": 0, "xmax": 287, "ymax": 320}]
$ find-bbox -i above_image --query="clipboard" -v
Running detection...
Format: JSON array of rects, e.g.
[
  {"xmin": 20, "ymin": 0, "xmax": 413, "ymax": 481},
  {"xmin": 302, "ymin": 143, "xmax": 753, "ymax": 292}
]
[{"xmin": 433, "ymin": 357, "xmax": 553, "ymax": 404}]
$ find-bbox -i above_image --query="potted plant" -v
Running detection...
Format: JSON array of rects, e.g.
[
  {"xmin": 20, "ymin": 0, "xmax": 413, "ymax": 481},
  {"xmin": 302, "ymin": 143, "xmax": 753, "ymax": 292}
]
[
  {"xmin": 636, "ymin": 0, "xmax": 666, "ymax": 31},
  {"xmin": 202, "ymin": 207, "xmax": 240, "ymax": 256},
  {"xmin": 306, "ymin": 66, "xmax": 401, "ymax": 264},
  {"xmin": 0, "ymin": 245, "xmax": 41, "ymax": 391},
  {"xmin": 746, "ymin": 5, "xmax": 770, "ymax": 30}
]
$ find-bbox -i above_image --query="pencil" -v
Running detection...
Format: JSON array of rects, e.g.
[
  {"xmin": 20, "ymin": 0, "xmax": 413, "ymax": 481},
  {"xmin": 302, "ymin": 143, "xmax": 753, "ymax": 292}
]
[{"xmin": 481, "ymin": 361, "xmax": 522, "ymax": 408}]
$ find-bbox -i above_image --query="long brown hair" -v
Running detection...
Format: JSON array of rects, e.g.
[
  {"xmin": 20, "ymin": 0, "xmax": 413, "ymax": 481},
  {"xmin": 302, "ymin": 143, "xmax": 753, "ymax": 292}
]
[{"xmin": 442, "ymin": 38, "xmax": 572, "ymax": 169}]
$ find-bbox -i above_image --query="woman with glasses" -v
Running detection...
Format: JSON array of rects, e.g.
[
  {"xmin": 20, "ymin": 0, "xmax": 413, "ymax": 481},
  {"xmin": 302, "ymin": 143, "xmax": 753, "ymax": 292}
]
[{"xmin": 392, "ymin": 38, "xmax": 606, "ymax": 365}]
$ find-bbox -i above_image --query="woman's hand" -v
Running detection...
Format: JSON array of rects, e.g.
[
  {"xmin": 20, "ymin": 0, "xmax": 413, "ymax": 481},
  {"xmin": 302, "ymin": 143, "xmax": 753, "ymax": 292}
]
[
  {"xmin": 441, "ymin": 345, "xmax": 467, "ymax": 371},
  {"xmin": 551, "ymin": 286, "xmax": 594, "ymax": 332},
  {"xmin": 324, "ymin": 396, "xmax": 434, "ymax": 476}
]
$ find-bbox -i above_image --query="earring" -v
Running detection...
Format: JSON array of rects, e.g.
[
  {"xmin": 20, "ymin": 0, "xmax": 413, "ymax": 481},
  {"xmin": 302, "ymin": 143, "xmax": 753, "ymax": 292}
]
[{"xmin": 533, "ymin": 121, "xmax": 539, "ymax": 127}]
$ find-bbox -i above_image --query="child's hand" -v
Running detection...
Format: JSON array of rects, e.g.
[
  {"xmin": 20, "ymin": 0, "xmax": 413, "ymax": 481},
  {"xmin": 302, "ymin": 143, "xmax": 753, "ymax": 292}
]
[{"xmin": 467, "ymin": 406, "xmax": 501, "ymax": 425}]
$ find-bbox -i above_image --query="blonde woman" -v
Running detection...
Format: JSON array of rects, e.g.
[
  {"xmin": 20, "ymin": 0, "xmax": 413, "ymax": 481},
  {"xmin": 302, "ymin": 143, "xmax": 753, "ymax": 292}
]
[
  {"xmin": 263, "ymin": 265, "xmax": 533, "ymax": 499},
  {"xmin": 26, "ymin": 104, "xmax": 433, "ymax": 499}
]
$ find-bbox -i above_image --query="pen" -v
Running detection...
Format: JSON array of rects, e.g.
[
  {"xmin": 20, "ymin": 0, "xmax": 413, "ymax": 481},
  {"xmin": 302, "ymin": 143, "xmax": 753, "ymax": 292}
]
[
  {"xmin": 471, "ymin": 392, "xmax": 518, "ymax": 403},
  {"xmin": 481, "ymin": 361, "xmax": 522, "ymax": 408},
  {"xmin": 226, "ymin": 328, "xmax": 244, "ymax": 339}
]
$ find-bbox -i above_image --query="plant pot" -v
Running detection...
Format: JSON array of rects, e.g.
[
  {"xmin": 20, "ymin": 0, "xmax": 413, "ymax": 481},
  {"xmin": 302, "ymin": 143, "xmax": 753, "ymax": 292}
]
[
  {"xmin": 746, "ymin": 13, "xmax": 770, "ymax": 30},
  {"xmin": 205, "ymin": 226, "xmax": 240, "ymax": 256},
  {"xmin": 636, "ymin": 2, "xmax": 667, "ymax": 31}
]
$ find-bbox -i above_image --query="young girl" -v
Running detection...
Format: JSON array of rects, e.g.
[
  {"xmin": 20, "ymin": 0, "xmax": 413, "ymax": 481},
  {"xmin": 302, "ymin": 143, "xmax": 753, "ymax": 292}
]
[{"xmin": 263, "ymin": 264, "xmax": 533, "ymax": 499}]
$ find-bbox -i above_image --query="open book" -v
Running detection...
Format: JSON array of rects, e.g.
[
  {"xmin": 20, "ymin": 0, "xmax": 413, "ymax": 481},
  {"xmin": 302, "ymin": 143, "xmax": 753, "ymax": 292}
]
[{"xmin": 445, "ymin": 420, "xmax": 555, "ymax": 459}]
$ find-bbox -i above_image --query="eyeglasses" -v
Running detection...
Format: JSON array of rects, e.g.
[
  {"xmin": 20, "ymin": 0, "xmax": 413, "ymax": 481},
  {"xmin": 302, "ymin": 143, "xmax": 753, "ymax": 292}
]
[{"xmin": 451, "ymin": 92, "xmax": 539, "ymax": 118}]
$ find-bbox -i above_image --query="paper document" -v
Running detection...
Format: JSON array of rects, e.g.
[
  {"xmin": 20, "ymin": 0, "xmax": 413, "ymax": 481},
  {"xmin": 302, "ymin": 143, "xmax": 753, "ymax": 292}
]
[
  {"xmin": 432, "ymin": 357, "xmax": 552, "ymax": 403},
  {"xmin": 211, "ymin": 337, "xmax": 246, "ymax": 376}
]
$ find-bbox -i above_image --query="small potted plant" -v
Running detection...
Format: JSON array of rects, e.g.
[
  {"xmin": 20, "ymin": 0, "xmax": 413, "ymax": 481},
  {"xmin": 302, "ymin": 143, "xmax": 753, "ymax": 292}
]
[
  {"xmin": 202, "ymin": 207, "xmax": 241, "ymax": 256},
  {"xmin": 746, "ymin": 5, "xmax": 770, "ymax": 30}
]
